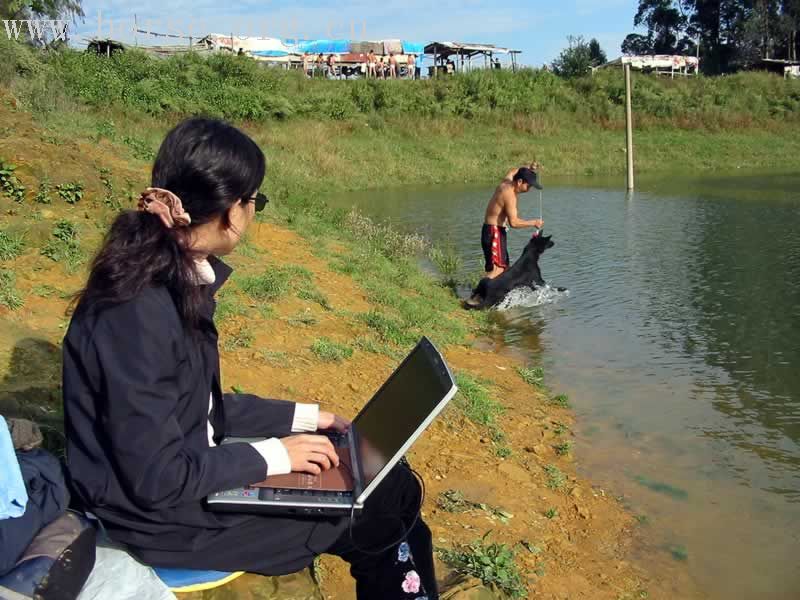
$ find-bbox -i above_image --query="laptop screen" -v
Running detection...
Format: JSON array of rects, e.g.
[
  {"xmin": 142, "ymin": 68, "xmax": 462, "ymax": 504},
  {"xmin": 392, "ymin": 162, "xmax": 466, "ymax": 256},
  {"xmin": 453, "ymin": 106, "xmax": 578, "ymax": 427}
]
[{"xmin": 352, "ymin": 338, "xmax": 455, "ymax": 493}]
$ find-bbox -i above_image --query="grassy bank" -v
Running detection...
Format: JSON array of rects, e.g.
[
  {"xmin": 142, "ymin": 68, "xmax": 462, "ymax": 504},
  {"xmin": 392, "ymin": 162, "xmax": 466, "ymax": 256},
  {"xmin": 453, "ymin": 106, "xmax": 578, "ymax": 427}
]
[{"xmin": 1, "ymin": 37, "xmax": 799, "ymax": 190}]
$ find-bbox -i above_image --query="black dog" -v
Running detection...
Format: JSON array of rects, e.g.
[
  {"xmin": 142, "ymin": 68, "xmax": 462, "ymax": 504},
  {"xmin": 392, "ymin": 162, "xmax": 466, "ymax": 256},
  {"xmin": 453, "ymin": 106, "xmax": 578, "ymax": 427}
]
[{"xmin": 465, "ymin": 233, "xmax": 560, "ymax": 309}]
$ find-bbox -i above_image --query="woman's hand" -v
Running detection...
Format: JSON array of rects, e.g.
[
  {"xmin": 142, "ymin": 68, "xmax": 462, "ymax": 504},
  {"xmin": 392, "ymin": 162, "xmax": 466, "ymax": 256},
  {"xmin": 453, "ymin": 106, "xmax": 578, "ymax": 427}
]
[
  {"xmin": 318, "ymin": 411, "xmax": 350, "ymax": 433},
  {"xmin": 281, "ymin": 434, "xmax": 340, "ymax": 475}
]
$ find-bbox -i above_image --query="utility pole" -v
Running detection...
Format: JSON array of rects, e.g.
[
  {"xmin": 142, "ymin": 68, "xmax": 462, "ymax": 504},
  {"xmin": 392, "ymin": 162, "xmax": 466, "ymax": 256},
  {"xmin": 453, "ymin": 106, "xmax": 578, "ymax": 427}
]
[{"xmin": 624, "ymin": 62, "xmax": 635, "ymax": 191}]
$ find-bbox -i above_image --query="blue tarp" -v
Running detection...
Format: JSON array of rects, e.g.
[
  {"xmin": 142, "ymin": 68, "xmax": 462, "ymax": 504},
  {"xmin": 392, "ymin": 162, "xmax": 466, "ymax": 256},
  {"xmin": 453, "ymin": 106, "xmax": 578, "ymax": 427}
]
[
  {"xmin": 291, "ymin": 39, "xmax": 351, "ymax": 54},
  {"xmin": 252, "ymin": 50, "xmax": 290, "ymax": 57},
  {"xmin": 402, "ymin": 41, "xmax": 426, "ymax": 54}
]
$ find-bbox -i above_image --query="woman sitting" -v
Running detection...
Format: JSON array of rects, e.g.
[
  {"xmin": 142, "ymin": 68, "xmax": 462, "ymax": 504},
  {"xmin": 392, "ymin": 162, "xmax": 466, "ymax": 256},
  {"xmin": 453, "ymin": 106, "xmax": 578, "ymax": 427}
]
[{"xmin": 62, "ymin": 117, "xmax": 438, "ymax": 600}]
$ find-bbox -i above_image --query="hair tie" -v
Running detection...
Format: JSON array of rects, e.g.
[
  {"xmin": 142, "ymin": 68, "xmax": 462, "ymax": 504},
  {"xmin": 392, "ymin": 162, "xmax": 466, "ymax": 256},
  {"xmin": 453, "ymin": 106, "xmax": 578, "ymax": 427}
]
[{"xmin": 137, "ymin": 187, "xmax": 192, "ymax": 228}]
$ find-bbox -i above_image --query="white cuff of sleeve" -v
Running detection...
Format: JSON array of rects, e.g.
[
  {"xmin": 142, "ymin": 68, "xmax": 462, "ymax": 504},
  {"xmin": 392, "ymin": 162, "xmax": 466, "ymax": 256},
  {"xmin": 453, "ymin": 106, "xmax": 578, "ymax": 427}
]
[
  {"xmin": 250, "ymin": 437, "xmax": 291, "ymax": 476},
  {"xmin": 291, "ymin": 403, "xmax": 319, "ymax": 433}
]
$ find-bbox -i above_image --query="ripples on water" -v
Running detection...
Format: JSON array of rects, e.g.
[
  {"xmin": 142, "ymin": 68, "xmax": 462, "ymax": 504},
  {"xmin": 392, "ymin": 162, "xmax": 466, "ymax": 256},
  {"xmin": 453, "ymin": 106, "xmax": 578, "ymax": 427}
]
[{"xmin": 495, "ymin": 285, "xmax": 570, "ymax": 310}]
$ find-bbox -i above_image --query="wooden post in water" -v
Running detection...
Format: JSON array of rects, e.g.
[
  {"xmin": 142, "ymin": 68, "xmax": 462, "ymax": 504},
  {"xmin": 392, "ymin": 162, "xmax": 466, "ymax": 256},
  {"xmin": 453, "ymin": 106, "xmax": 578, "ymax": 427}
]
[{"xmin": 624, "ymin": 62, "xmax": 635, "ymax": 191}]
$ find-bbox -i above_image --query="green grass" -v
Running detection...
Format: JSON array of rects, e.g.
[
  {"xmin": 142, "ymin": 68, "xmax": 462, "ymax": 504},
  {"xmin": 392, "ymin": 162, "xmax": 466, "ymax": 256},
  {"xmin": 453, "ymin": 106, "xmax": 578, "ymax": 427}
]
[
  {"xmin": 553, "ymin": 441, "xmax": 573, "ymax": 456},
  {"xmin": 239, "ymin": 265, "xmax": 315, "ymax": 304},
  {"xmin": 358, "ymin": 310, "xmax": 419, "ymax": 347},
  {"xmin": 516, "ymin": 366, "xmax": 545, "ymax": 388},
  {"xmin": 495, "ymin": 445, "xmax": 513, "ymax": 458},
  {"xmin": 544, "ymin": 464, "xmax": 567, "ymax": 490},
  {"xmin": 544, "ymin": 507, "xmax": 559, "ymax": 519},
  {"xmin": 549, "ymin": 394, "xmax": 571, "ymax": 409},
  {"xmin": 259, "ymin": 349, "xmax": 288, "ymax": 365},
  {"xmin": 122, "ymin": 135, "xmax": 156, "ymax": 161},
  {"xmin": 0, "ymin": 230, "xmax": 25, "ymax": 261},
  {"xmin": 214, "ymin": 293, "xmax": 247, "ymax": 322},
  {"xmin": 32, "ymin": 284, "xmax": 59, "ymax": 298},
  {"xmin": 428, "ymin": 242, "xmax": 462, "ymax": 288},
  {"xmin": 6, "ymin": 35, "xmax": 798, "ymax": 129},
  {"xmin": 310, "ymin": 337, "xmax": 353, "ymax": 363},
  {"xmin": 286, "ymin": 311, "xmax": 318, "ymax": 326},
  {"xmin": 239, "ymin": 269, "xmax": 291, "ymax": 302},
  {"xmin": 353, "ymin": 335, "xmax": 401, "ymax": 358},
  {"xmin": 454, "ymin": 372, "xmax": 505, "ymax": 429},
  {"xmin": 235, "ymin": 235, "xmax": 260, "ymax": 258},
  {"xmin": 451, "ymin": 373, "xmax": 514, "ymax": 456},
  {"xmin": 4, "ymin": 36, "xmax": 799, "ymax": 184},
  {"xmin": 221, "ymin": 324, "xmax": 255, "ymax": 351},
  {"xmin": 438, "ymin": 533, "xmax": 527, "ymax": 598},
  {"xmin": 0, "ymin": 269, "xmax": 24, "ymax": 310},
  {"xmin": 40, "ymin": 219, "xmax": 85, "ymax": 273},
  {"xmin": 296, "ymin": 285, "xmax": 332, "ymax": 310}
]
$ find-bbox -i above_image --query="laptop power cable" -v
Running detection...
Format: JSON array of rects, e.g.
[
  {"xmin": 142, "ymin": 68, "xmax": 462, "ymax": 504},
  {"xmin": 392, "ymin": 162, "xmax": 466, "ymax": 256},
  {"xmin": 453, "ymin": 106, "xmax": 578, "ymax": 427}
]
[{"xmin": 346, "ymin": 461, "xmax": 426, "ymax": 556}]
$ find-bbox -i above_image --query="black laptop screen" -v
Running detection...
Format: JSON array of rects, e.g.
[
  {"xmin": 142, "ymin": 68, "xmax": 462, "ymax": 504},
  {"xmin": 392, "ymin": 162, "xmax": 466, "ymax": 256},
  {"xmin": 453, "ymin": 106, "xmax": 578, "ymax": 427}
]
[{"xmin": 352, "ymin": 339, "xmax": 453, "ymax": 489}]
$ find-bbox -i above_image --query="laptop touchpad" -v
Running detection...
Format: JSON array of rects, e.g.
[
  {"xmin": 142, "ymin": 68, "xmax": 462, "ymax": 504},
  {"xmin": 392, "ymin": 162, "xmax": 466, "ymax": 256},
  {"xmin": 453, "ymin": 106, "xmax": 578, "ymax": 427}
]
[{"xmin": 249, "ymin": 447, "xmax": 354, "ymax": 491}]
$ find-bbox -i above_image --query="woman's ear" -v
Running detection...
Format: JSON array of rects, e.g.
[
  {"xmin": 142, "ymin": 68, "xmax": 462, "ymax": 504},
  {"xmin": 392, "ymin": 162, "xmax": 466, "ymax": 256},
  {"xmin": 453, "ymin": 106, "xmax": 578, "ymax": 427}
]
[{"xmin": 221, "ymin": 200, "xmax": 241, "ymax": 229}]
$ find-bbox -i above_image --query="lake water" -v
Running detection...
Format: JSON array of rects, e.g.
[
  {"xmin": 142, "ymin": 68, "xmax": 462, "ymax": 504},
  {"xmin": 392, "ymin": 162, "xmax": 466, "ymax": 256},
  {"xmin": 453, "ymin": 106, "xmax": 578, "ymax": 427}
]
[{"xmin": 329, "ymin": 173, "xmax": 800, "ymax": 600}]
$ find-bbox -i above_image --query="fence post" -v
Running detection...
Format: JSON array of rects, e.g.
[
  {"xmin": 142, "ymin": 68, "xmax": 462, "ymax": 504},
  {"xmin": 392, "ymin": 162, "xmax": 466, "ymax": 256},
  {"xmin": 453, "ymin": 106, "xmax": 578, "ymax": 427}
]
[{"xmin": 624, "ymin": 63, "xmax": 635, "ymax": 191}]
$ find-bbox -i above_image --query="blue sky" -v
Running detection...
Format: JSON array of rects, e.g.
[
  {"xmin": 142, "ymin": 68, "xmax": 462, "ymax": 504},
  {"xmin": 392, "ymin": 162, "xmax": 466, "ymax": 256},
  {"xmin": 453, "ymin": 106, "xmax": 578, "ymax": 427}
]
[{"xmin": 70, "ymin": 0, "xmax": 641, "ymax": 65}]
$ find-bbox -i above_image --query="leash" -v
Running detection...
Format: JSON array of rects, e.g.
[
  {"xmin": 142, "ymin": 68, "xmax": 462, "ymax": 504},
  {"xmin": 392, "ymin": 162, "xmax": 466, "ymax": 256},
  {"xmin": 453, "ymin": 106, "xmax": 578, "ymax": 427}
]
[
  {"xmin": 539, "ymin": 189, "xmax": 543, "ymax": 222},
  {"xmin": 534, "ymin": 169, "xmax": 543, "ymax": 237}
]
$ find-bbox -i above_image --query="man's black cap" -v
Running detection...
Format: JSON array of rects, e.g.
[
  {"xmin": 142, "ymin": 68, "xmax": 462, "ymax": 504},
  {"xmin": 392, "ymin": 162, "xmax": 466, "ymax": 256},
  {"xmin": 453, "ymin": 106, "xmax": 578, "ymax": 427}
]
[{"xmin": 515, "ymin": 167, "xmax": 543, "ymax": 189}]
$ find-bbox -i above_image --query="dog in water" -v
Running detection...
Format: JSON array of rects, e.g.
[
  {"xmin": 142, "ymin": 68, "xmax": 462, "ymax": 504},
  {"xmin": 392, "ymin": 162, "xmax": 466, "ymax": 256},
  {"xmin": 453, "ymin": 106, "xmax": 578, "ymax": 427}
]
[{"xmin": 464, "ymin": 232, "xmax": 560, "ymax": 309}]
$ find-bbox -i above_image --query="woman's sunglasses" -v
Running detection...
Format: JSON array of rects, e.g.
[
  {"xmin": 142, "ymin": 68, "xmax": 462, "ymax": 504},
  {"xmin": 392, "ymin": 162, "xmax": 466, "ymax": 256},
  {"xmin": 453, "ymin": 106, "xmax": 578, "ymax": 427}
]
[{"xmin": 247, "ymin": 192, "xmax": 269, "ymax": 212}]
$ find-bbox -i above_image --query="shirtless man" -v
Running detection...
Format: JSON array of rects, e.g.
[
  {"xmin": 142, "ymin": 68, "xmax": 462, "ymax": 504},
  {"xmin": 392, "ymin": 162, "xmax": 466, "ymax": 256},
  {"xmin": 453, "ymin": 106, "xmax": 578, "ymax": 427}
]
[
  {"xmin": 388, "ymin": 52, "xmax": 398, "ymax": 78},
  {"xmin": 367, "ymin": 49, "xmax": 377, "ymax": 78},
  {"xmin": 481, "ymin": 163, "xmax": 544, "ymax": 280}
]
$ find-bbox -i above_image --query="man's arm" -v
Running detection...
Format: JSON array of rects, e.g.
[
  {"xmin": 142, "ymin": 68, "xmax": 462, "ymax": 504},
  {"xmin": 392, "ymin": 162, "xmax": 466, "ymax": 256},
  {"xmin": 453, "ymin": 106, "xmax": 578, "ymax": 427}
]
[{"xmin": 505, "ymin": 191, "xmax": 544, "ymax": 229}]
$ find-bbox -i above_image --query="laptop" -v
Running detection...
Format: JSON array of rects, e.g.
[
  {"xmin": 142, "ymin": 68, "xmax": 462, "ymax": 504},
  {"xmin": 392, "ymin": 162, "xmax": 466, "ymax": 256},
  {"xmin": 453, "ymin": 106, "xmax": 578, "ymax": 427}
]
[{"xmin": 206, "ymin": 336, "xmax": 457, "ymax": 516}]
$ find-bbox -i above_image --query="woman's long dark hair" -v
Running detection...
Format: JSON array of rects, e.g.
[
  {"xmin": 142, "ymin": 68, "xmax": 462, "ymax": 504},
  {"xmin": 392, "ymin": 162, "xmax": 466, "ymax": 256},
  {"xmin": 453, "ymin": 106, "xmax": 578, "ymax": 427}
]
[{"xmin": 74, "ymin": 117, "xmax": 265, "ymax": 328}]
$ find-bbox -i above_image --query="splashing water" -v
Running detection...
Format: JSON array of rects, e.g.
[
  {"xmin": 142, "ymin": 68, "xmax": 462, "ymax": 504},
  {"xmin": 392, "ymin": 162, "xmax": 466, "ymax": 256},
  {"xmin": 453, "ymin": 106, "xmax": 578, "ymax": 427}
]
[{"xmin": 496, "ymin": 285, "xmax": 569, "ymax": 311}]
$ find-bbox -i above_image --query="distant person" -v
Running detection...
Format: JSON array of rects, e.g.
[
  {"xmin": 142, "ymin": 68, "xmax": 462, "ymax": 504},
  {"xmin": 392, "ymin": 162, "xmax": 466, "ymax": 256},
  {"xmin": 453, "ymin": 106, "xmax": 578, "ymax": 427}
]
[
  {"xmin": 493, "ymin": 57, "xmax": 501, "ymax": 69},
  {"xmin": 237, "ymin": 47, "xmax": 245, "ymax": 57},
  {"xmin": 446, "ymin": 59, "xmax": 455, "ymax": 75},
  {"xmin": 367, "ymin": 49, "xmax": 377, "ymax": 78},
  {"xmin": 480, "ymin": 163, "xmax": 544, "ymax": 280},
  {"xmin": 302, "ymin": 52, "xmax": 312, "ymax": 78},
  {"xmin": 415, "ymin": 54, "xmax": 424, "ymax": 79},
  {"xmin": 315, "ymin": 53, "xmax": 324, "ymax": 77},
  {"xmin": 389, "ymin": 52, "xmax": 398, "ymax": 79},
  {"xmin": 326, "ymin": 53, "xmax": 337, "ymax": 79},
  {"xmin": 377, "ymin": 55, "xmax": 386, "ymax": 79},
  {"xmin": 407, "ymin": 53, "xmax": 416, "ymax": 79}
]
